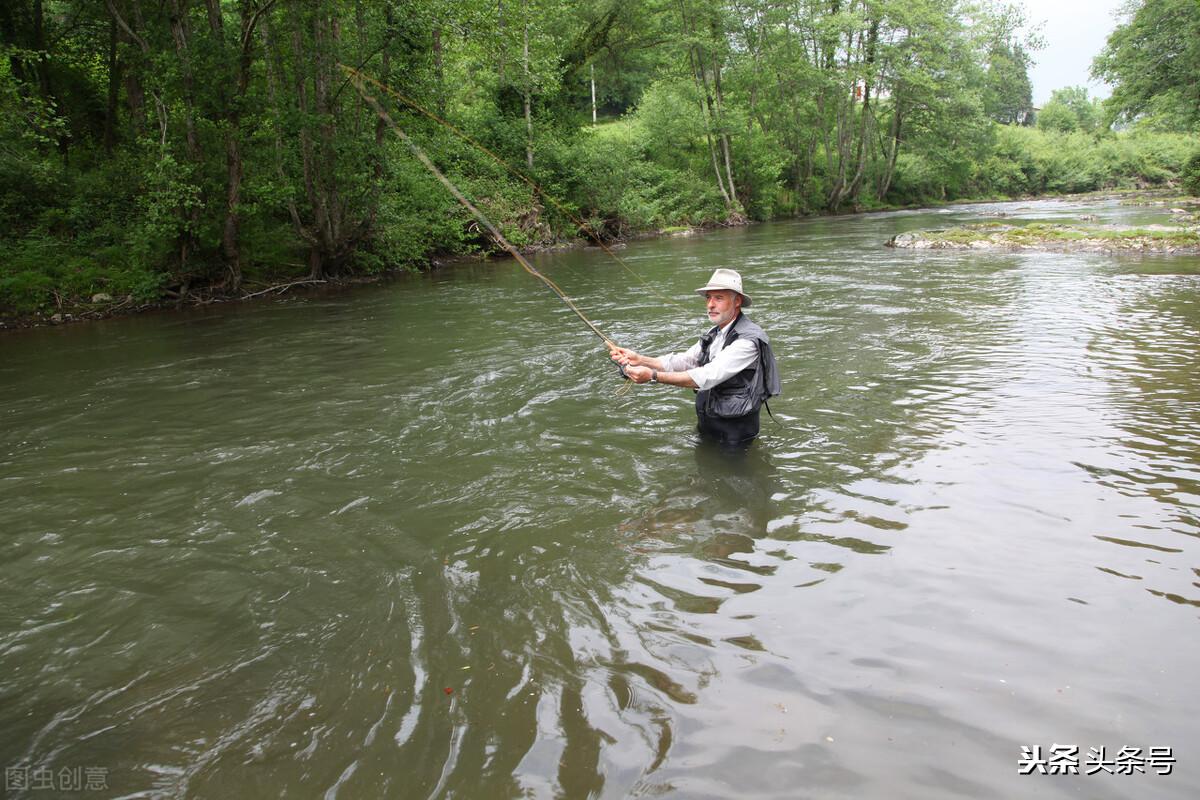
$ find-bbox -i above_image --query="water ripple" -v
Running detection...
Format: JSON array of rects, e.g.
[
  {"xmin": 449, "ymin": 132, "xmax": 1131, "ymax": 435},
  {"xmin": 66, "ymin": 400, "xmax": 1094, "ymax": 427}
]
[{"xmin": 2, "ymin": 199, "xmax": 1198, "ymax": 797}]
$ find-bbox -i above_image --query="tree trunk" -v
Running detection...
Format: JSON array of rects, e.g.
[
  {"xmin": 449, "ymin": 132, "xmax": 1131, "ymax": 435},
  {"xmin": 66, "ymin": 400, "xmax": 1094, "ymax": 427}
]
[
  {"xmin": 689, "ymin": 47, "xmax": 732, "ymax": 207},
  {"xmin": 827, "ymin": 19, "xmax": 868, "ymax": 210},
  {"xmin": 711, "ymin": 56, "xmax": 737, "ymax": 208},
  {"xmin": 123, "ymin": 59, "xmax": 145, "ymax": 139},
  {"xmin": 877, "ymin": 103, "xmax": 903, "ymax": 201},
  {"xmin": 104, "ymin": 0, "xmax": 162, "ymax": 146},
  {"xmin": 309, "ymin": 10, "xmax": 343, "ymax": 278},
  {"xmin": 696, "ymin": 49, "xmax": 731, "ymax": 203},
  {"xmin": 704, "ymin": 10, "xmax": 737, "ymax": 210},
  {"xmin": 32, "ymin": 0, "xmax": 50, "ymax": 99},
  {"xmin": 369, "ymin": 5, "xmax": 393, "ymax": 226},
  {"xmin": 379, "ymin": 6, "xmax": 393, "ymax": 145},
  {"xmin": 846, "ymin": 19, "xmax": 879, "ymax": 204},
  {"xmin": 31, "ymin": 0, "xmax": 68, "ymax": 155},
  {"xmin": 104, "ymin": 15, "xmax": 119, "ymax": 153},
  {"xmin": 523, "ymin": 4, "xmax": 533, "ymax": 169},
  {"xmin": 678, "ymin": 0, "xmax": 731, "ymax": 209},
  {"xmin": 166, "ymin": 0, "xmax": 203, "ymax": 271},
  {"xmin": 204, "ymin": 0, "xmax": 247, "ymax": 292},
  {"xmin": 259, "ymin": 12, "xmax": 307, "ymax": 237},
  {"xmin": 497, "ymin": 0, "xmax": 506, "ymax": 80},
  {"xmin": 291, "ymin": 10, "xmax": 326, "ymax": 278},
  {"xmin": 167, "ymin": 0, "xmax": 201, "ymax": 164},
  {"xmin": 433, "ymin": 25, "xmax": 445, "ymax": 117}
]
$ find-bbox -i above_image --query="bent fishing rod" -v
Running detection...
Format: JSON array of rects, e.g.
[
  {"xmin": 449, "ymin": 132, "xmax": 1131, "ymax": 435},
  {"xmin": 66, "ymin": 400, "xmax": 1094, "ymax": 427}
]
[
  {"xmin": 341, "ymin": 66, "xmax": 688, "ymax": 315},
  {"xmin": 345, "ymin": 67, "xmax": 632, "ymax": 381}
]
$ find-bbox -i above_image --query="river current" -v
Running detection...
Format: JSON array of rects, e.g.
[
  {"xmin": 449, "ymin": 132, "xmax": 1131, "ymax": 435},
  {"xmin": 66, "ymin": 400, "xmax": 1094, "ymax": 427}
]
[{"xmin": 1, "ymin": 198, "xmax": 1198, "ymax": 798}]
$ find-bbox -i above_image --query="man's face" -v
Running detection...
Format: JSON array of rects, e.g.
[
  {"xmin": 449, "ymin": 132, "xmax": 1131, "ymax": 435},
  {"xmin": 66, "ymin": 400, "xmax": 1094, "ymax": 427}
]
[{"xmin": 705, "ymin": 290, "xmax": 741, "ymax": 327}]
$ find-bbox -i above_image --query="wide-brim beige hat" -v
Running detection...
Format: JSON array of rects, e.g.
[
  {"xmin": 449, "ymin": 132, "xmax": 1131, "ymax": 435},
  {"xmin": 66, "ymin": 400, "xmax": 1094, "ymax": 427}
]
[{"xmin": 695, "ymin": 268, "xmax": 752, "ymax": 307}]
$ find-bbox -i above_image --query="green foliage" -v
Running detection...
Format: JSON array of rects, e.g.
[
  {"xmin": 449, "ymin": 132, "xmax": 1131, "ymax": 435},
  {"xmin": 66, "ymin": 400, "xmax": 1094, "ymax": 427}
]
[
  {"xmin": 731, "ymin": 125, "xmax": 788, "ymax": 221},
  {"xmin": 887, "ymin": 153, "xmax": 946, "ymax": 206},
  {"xmin": 0, "ymin": 231, "xmax": 167, "ymax": 313},
  {"xmin": 0, "ymin": 0, "xmax": 1194, "ymax": 319},
  {"xmin": 1182, "ymin": 152, "xmax": 1200, "ymax": 196},
  {"xmin": 982, "ymin": 42, "xmax": 1034, "ymax": 126},
  {"xmin": 562, "ymin": 118, "xmax": 725, "ymax": 235},
  {"xmin": 967, "ymin": 125, "xmax": 1196, "ymax": 197},
  {"xmin": 1035, "ymin": 102, "xmax": 1076, "ymax": 134},
  {"xmin": 979, "ymin": 2, "xmax": 1039, "ymax": 128},
  {"xmin": 1037, "ymin": 87, "xmax": 1101, "ymax": 134},
  {"xmin": 1092, "ymin": 0, "xmax": 1200, "ymax": 130},
  {"xmin": 630, "ymin": 80, "xmax": 708, "ymax": 174}
]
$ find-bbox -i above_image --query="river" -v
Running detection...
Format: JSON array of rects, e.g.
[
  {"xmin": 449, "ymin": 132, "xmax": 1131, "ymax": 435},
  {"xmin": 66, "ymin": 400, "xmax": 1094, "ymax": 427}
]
[{"xmin": 1, "ymin": 198, "xmax": 1198, "ymax": 798}]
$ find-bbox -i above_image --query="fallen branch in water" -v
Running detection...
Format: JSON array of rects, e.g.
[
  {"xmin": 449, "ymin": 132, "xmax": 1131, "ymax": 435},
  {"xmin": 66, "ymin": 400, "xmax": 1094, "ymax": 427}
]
[{"xmin": 241, "ymin": 279, "xmax": 327, "ymax": 300}]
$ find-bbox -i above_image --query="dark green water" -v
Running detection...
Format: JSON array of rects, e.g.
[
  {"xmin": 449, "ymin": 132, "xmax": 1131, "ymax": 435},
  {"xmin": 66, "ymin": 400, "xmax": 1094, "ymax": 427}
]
[{"xmin": 2, "ymin": 199, "xmax": 1198, "ymax": 798}]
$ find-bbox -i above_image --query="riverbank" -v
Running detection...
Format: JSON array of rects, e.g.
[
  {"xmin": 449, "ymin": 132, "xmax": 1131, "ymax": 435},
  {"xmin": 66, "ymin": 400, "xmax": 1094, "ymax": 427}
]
[
  {"xmin": 0, "ymin": 215, "xmax": 758, "ymax": 332},
  {"xmin": 5, "ymin": 190, "xmax": 1197, "ymax": 332}
]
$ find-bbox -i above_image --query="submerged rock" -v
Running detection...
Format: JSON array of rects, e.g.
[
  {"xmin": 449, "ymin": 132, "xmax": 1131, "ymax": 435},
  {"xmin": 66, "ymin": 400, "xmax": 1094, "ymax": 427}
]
[
  {"xmin": 888, "ymin": 222, "xmax": 1200, "ymax": 253},
  {"xmin": 886, "ymin": 231, "xmax": 988, "ymax": 249}
]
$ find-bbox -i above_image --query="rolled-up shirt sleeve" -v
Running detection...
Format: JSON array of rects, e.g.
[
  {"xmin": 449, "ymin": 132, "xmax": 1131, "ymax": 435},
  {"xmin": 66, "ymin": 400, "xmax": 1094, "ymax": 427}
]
[{"xmin": 659, "ymin": 341, "xmax": 703, "ymax": 373}]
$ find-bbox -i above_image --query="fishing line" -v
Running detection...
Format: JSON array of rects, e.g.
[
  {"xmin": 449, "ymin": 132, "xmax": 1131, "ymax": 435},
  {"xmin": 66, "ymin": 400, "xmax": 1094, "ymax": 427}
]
[
  {"xmin": 340, "ymin": 65, "xmax": 690, "ymax": 314},
  {"xmin": 345, "ymin": 68, "xmax": 632, "ymax": 384}
]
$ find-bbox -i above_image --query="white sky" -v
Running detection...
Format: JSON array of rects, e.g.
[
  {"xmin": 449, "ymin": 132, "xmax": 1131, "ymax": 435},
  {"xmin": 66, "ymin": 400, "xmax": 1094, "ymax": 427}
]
[{"xmin": 1020, "ymin": 0, "xmax": 1128, "ymax": 105}]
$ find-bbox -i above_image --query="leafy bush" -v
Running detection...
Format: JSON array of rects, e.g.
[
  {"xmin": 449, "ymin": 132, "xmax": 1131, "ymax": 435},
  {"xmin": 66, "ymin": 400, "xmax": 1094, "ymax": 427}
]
[
  {"xmin": 1183, "ymin": 151, "xmax": 1200, "ymax": 196},
  {"xmin": 959, "ymin": 126, "xmax": 1197, "ymax": 199},
  {"xmin": 730, "ymin": 120, "xmax": 788, "ymax": 220},
  {"xmin": 975, "ymin": 155, "xmax": 1029, "ymax": 196},
  {"xmin": 887, "ymin": 153, "xmax": 944, "ymax": 205},
  {"xmin": 630, "ymin": 80, "xmax": 708, "ymax": 175}
]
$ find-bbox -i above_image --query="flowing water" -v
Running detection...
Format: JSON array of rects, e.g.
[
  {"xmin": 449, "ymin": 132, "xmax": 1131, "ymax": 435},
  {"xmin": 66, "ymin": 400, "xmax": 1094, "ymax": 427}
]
[{"xmin": 1, "ymin": 198, "xmax": 1198, "ymax": 799}]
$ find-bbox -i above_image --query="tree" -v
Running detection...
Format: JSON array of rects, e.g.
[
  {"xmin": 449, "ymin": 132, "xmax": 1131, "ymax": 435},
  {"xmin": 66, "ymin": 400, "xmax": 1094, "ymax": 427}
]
[
  {"xmin": 868, "ymin": 0, "xmax": 992, "ymax": 203},
  {"xmin": 982, "ymin": 41, "xmax": 1033, "ymax": 125},
  {"xmin": 1037, "ymin": 86, "xmax": 1100, "ymax": 134},
  {"xmin": 1092, "ymin": 0, "xmax": 1200, "ymax": 130},
  {"xmin": 976, "ymin": 2, "xmax": 1039, "ymax": 126}
]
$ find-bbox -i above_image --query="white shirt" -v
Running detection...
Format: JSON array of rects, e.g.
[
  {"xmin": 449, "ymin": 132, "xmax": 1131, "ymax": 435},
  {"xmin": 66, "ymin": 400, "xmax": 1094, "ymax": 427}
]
[{"xmin": 660, "ymin": 318, "xmax": 759, "ymax": 390}]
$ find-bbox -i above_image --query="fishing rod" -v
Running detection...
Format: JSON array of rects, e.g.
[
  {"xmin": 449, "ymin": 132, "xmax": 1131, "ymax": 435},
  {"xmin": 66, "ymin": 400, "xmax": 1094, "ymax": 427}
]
[
  {"xmin": 340, "ymin": 65, "xmax": 689, "ymax": 314},
  {"xmin": 344, "ymin": 68, "xmax": 632, "ymax": 381}
]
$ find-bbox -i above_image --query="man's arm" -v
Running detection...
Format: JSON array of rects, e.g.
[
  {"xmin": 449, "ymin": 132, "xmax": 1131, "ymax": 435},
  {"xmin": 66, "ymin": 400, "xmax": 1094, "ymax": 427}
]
[
  {"xmin": 610, "ymin": 341, "xmax": 702, "ymax": 376},
  {"xmin": 614, "ymin": 339, "xmax": 756, "ymax": 389},
  {"xmin": 624, "ymin": 365, "xmax": 699, "ymax": 388}
]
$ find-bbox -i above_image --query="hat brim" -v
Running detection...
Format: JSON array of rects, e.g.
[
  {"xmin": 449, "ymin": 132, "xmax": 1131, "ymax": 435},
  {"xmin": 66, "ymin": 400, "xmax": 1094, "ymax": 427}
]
[{"xmin": 695, "ymin": 285, "xmax": 752, "ymax": 307}]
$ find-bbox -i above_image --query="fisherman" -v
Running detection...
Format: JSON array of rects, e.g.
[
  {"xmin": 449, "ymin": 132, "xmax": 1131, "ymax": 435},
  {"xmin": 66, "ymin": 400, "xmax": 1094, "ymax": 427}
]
[{"xmin": 610, "ymin": 268, "xmax": 781, "ymax": 447}]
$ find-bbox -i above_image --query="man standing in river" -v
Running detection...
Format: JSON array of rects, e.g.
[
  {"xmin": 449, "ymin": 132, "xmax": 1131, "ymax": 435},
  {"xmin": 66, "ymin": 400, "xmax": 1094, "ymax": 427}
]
[{"xmin": 610, "ymin": 268, "xmax": 781, "ymax": 447}]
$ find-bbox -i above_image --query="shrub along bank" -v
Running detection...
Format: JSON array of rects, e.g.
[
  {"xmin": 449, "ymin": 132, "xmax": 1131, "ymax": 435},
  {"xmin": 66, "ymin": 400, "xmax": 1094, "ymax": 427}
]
[{"xmin": 2, "ymin": 114, "xmax": 1195, "ymax": 322}]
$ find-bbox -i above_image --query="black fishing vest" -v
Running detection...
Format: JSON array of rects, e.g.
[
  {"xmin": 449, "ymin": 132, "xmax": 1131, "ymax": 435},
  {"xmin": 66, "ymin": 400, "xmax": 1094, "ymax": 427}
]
[{"xmin": 695, "ymin": 313, "xmax": 781, "ymax": 419}]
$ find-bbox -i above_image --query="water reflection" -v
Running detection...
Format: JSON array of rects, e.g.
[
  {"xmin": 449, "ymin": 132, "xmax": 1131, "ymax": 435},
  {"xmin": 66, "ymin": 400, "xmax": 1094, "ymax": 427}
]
[{"xmin": 1079, "ymin": 274, "xmax": 1200, "ymax": 610}]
